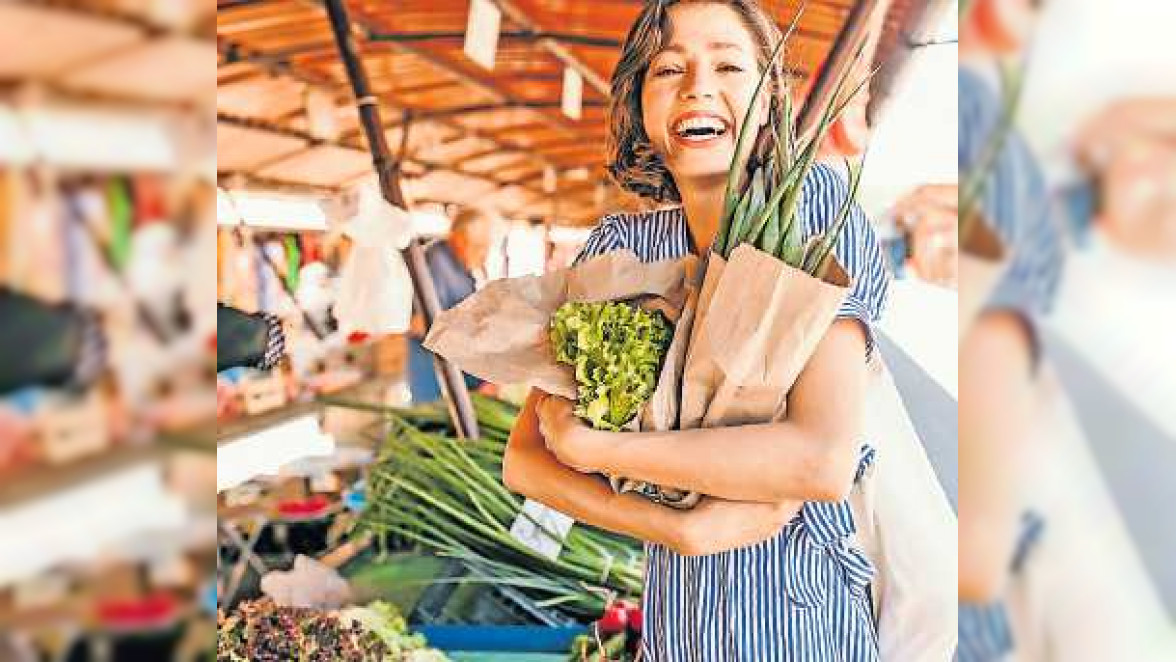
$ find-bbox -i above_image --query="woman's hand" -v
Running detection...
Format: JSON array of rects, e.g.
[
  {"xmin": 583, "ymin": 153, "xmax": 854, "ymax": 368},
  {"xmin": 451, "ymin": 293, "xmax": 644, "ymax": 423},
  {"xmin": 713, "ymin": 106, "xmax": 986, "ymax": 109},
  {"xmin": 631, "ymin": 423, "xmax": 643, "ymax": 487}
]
[
  {"xmin": 535, "ymin": 394, "xmax": 605, "ymax": 473},
  {"xmin": 673, "ymin": 497, "xmax": 801, "ymax": 556}
]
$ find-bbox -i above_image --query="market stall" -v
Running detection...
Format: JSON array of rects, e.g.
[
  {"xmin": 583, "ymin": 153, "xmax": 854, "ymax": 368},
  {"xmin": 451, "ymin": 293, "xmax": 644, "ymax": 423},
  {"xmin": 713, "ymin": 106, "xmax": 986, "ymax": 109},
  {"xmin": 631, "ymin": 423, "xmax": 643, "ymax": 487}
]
[
  {"xmin": 210, "ymin": 0, "xmax": 955, "ymax": 659},
  {"xmin": 0, "ymin": 1, "xmax": 219, "ymax": 659}
]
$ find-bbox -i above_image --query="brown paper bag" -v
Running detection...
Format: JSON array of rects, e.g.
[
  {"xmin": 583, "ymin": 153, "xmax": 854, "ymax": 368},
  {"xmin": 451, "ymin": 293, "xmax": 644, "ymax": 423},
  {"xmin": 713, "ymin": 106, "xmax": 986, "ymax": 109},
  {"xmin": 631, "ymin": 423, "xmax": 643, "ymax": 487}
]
[
  {"xmin": 424, "ymin": 249, "xmax": 697, "ymax": 402},
  {"xmin": 959, "ymin": 213, "xmax": 1008, "ymax": 339},
  {"xmin": 425, "ymin": 249, "xmax": 702, "ymax": 506},
  {"xmin": 681, "ymin": 243, "xmax": 850, "ymax": 430},
  {"xmin": 619, "ymin": 243, "xmax": 850, "ymax": 508}
]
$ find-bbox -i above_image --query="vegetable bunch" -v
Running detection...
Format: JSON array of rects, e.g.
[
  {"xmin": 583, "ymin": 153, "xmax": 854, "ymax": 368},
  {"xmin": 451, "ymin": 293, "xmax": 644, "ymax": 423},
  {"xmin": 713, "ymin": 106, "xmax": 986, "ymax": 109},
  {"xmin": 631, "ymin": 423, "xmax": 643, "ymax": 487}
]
[
  {"xmin": 350, "ymin": 395, "xmax": 644, "ymax": 619},
  {"xmin": 550, "ymin": 301, "xmax": 673, "ymax": 431},
  {"xmin": 216, "ymin": 599, "xmax": 445, "ymax": 662},
  {"xmin": 715, "ymin": 12, "xmax": 870, "ymax": 278}
]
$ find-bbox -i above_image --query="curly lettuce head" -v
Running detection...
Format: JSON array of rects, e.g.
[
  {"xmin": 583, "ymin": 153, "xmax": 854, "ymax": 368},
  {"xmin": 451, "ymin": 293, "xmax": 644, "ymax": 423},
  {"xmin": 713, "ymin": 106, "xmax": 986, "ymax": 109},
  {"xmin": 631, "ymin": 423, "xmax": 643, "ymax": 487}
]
[{"xmin": 550, "ymin": 301, "xmax": 673, "ymax": 431}]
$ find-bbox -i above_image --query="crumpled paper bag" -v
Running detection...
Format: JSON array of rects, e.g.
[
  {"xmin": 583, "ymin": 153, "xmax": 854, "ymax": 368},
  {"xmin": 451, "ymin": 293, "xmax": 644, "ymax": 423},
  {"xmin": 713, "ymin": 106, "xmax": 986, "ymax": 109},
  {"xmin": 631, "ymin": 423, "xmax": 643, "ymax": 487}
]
[{"xmin": 260, "ymin": 554, "xmax": 352, "ymax": 609}]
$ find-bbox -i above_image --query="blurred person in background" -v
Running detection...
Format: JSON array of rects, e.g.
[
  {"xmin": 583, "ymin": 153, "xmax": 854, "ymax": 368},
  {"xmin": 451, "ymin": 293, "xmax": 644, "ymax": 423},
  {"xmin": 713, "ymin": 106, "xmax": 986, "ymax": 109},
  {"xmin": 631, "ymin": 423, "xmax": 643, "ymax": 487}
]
[
  {"xmin": 889, "ymin": 183, "xmax": 960, "ymax": 288},
  {"xmin": 406, "ymin": 206, "xmax": 492, "ymax": 403},
  {"xmin": 1073, "ymin": 98, "xmax": 1176, "ymax": 261},
  {"xmin": 958, "ymin": 0, "xmax": 1069, "ymax": 659}
]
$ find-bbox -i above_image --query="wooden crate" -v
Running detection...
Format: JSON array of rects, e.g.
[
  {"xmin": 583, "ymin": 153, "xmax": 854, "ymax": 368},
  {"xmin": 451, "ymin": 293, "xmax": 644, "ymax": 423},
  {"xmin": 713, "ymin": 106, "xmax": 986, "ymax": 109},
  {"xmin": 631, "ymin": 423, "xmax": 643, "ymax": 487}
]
[
  {"xmin": 240, "ymin": 372, "xmax": 287, "ymax": 416},
  {"xmin": 35, "ymin": 391, "xmax": 111, "ymax": 465}
]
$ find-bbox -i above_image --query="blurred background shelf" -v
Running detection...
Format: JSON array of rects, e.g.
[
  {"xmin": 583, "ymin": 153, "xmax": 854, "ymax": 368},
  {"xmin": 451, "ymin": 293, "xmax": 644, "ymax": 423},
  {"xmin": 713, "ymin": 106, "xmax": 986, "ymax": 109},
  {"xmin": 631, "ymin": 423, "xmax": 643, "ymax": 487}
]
[{"xmin": 0, "ymin": 444, "xmax": 164, "ymax": 511}]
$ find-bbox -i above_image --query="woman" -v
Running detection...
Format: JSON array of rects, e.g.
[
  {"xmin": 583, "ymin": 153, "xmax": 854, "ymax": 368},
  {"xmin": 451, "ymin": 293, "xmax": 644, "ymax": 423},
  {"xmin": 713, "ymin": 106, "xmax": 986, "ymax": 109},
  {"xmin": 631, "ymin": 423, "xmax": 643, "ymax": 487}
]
[{"xmin": 503, "ymin": 1, "xmax": 889, "ymax": 658}]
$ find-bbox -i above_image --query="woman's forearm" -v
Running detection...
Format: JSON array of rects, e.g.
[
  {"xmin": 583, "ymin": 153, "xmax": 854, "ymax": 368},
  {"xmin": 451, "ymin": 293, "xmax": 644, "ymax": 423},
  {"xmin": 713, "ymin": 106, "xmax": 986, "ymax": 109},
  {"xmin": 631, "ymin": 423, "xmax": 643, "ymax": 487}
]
[
  {"xmin": 593, "ymin": 421, "xmax": 856, "ymax": 504},
  {"xmin": 959, "ymin": 312, "xmax": 1037, "ymax": 602},
  {"xmin": 504, "ymin": 391, "xmax": 687, "ymax": 550},
  {"xmin": 507, "ymin": 391, "xmax": 799, "ymax": 555},
  {"xmin": 589, "ymin": 322, "xmax": 869, "ymax": 504}
]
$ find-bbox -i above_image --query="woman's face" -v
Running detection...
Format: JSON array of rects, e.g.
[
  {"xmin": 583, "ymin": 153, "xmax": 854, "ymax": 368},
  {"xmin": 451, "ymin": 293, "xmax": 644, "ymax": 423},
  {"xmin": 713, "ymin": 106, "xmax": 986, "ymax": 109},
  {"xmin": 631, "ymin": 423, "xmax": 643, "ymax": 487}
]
[{"xmin": 641, "ymin": 3, "xmax": 768, "ymax": 190}]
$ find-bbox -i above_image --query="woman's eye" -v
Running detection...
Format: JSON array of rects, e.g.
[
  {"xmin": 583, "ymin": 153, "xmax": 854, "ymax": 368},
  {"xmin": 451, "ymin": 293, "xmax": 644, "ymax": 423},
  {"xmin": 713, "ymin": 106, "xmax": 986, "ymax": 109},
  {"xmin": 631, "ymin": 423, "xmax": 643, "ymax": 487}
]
[
  {"xmin": 718, "ymin": 63, "xmax": 745, "ymax": 73},
  {"xmin": 653, "ymin": 67, "xmax": 683, "ymax": 78}
]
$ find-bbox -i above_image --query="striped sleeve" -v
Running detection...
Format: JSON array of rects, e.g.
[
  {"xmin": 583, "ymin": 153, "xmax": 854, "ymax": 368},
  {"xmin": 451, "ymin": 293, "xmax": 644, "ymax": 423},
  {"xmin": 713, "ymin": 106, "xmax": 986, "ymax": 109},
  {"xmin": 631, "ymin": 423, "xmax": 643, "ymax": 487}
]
[
  {"xmin": 572, "ymin": 215, "xmax": 623, "ymax": 265},
  {"xmin": 803, "ymin": 163, "xmax": 892, "ymax": 360},
  {"xmin": 959, "ymin": 67, "xmax": 1065, "ymax": 361}
]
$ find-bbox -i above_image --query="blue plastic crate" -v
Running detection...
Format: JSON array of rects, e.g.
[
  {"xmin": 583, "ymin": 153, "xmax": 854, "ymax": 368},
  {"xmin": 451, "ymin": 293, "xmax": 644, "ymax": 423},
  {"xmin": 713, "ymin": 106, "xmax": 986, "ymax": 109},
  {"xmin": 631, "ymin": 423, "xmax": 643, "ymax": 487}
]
[{"xmin": 417, "ymin": 625, "xmax": 586, "ymax": 653}]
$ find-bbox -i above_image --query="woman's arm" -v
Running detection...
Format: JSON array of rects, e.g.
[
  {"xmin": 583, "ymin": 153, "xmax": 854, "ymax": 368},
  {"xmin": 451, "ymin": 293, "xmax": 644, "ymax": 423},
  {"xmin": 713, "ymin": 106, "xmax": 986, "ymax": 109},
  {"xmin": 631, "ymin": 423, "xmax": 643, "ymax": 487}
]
[
  {"xmin": 959, "ymin": 312, "xmax": 1037, "ymax": 602},
  {"xmin": 540, "ymin": 320, "xmax": 868, "ymax": 504},
  {"xmin": 504, "ymin": 390, "xmax": 797, "ymax": 556}
]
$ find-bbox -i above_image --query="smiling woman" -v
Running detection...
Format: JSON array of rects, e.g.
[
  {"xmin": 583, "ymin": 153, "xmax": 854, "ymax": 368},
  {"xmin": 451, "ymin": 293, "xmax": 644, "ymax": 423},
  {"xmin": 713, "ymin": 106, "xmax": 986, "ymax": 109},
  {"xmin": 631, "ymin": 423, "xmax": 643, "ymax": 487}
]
[
  {"xmin": 608, "ymin": 0, "xmax": 782, "ymax": 213},
  {"xmin": 502, "ymin": 0, "xmax": 898, "ymax": 660}
]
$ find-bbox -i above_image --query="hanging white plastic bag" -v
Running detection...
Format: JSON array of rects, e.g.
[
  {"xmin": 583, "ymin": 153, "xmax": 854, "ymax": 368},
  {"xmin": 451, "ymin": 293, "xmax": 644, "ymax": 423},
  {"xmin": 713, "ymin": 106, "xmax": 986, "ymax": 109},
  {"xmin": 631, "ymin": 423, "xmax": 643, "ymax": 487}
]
[
  {"xmin": 853, "ymin": 362, "xmax": 958, "ymax": 662},
  {"xmin": 334, "ymin": 181, "xmax": 414, "ymax": 335}
]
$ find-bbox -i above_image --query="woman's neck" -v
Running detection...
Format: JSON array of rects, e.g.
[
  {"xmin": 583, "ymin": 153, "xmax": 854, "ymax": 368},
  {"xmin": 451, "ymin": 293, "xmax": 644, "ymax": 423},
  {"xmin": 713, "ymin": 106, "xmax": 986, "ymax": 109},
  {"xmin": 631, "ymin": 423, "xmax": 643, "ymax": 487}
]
[{"xmin": 678, "ymin": 179, "xmax": 726, "ymax": 254}]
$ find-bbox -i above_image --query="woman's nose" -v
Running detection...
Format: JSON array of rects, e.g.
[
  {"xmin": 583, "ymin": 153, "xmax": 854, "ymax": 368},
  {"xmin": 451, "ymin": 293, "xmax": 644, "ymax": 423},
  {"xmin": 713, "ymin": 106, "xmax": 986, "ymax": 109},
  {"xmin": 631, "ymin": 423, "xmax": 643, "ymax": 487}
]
[{"xmin": 680, "ymin": 69, "xmax": 717, "ymax": 101}]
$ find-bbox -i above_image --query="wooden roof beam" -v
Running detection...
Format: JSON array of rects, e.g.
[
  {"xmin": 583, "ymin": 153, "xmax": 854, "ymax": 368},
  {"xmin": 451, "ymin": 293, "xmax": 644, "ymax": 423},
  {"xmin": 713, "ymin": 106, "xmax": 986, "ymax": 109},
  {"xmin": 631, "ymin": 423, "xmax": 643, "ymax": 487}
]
[
  {"xmin": 367, "ymin": 29, "xmax": 621, "ymax": 49},
  {"xmin": 216, "ymin": 112, "xmax": 546, "ymax": 196},
  {"xmin": 217, "ymin": 35, "xmax": 559, "ymax": 174},
  {"xmin": 299, "ymin": 0, "xmax": 586, "ymax": 138},
  {"xmin": 491, "ymin": 0, "xmax": 610, "ymax": 97}
]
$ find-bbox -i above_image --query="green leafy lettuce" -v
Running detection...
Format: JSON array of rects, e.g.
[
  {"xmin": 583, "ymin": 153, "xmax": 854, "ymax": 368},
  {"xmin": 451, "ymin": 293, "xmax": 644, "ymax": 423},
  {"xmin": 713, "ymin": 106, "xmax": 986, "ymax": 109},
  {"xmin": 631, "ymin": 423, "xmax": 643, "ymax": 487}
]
[{"xmin": 550, "ymin": 301, "xmax": 672, "ymax": 431}]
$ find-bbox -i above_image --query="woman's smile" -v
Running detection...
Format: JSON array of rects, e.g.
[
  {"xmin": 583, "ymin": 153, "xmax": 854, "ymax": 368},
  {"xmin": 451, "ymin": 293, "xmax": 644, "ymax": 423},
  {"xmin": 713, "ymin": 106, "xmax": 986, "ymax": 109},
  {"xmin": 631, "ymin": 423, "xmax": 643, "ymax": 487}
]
[
  {"xmin": 640, "ymin": 3, "xmax": 767, "ymax": 183},
  {"xmin": 669, "ymin": 110, "xmax": 733, "ymax": 148}
]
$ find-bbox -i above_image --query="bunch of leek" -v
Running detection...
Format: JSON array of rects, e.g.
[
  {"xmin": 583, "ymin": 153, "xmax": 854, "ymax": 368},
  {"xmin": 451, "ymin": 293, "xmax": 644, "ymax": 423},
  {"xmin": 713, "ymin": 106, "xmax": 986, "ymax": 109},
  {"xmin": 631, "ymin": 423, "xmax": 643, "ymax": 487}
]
[
  {"xmin": 351, "ymin": 401, "xmax": 644, "ymax": 619},
  {"xmin": 714, "ymin": 12, "xmax": 872, "ymax": 278}
]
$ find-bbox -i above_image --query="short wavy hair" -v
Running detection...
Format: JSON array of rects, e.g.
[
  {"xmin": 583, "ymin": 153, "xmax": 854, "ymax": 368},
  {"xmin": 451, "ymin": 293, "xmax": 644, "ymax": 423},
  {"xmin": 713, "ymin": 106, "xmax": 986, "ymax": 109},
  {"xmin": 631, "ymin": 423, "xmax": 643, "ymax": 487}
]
[{"xmin": 606, "ymin": 0, "xmax": 789, "ymax": 204}]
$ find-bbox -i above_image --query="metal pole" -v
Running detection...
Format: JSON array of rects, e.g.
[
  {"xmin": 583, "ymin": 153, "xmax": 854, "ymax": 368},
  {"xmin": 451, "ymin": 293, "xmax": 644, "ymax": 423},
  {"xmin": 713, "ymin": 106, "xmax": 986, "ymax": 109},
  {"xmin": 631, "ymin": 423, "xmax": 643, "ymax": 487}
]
[
  {"xmin": 322, "ymin": 0, "xmax": 480, "ymax": 440},
  {"xmin": 796, "ymin": 0, "xmax": 885, "ymax": 137}
]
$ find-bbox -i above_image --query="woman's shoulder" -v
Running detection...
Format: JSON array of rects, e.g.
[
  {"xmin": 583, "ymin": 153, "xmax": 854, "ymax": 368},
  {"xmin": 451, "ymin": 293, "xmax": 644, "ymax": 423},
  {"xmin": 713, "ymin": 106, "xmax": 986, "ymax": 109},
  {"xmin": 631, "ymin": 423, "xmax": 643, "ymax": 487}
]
[
  {"xmin": 596, "ymin": 207, "xmax": 683, "ymax": 234},
  {"xmin": 576, "ymin": 207, "xmax": 684, "ymax": 263},
  {"xmin": 799, "ymin": 162, "xmax": 857, "ymax": 225}
]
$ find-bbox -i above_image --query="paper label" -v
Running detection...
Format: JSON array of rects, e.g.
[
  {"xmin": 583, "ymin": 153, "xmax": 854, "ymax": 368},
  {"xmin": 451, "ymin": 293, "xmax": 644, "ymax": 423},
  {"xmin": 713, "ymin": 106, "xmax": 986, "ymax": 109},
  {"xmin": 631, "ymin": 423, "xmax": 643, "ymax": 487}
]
[
  {"xmin": 509, "ymin": 498, "xmax": 574, "ymax": 561},
  {"xmin": 463, "ymin": 0, "xmax": 501, "ymax": 71},
  {"xmin": 562, "ymin": 67, "xmax": 583, "ymax": 120}
]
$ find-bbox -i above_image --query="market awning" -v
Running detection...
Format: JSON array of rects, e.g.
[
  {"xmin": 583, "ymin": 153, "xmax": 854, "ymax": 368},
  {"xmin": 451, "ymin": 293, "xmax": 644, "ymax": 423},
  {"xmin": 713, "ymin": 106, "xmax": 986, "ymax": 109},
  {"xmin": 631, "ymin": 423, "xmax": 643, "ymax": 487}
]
[{"xmin": 216, "ymin": 0, "xmax": 947, "ymax": 223}]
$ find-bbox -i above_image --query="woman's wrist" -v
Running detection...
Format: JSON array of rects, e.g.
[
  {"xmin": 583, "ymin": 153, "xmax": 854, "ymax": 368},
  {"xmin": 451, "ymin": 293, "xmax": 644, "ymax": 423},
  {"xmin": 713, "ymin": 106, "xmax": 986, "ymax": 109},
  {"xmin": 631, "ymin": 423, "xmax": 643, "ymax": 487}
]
[
  {"xmin": 569, "ymin": 425, "xmax": 619, "ymax": 474},
  {"xmin": 647, "ymin": 496, "xmax": 691, "ymax": 551}
]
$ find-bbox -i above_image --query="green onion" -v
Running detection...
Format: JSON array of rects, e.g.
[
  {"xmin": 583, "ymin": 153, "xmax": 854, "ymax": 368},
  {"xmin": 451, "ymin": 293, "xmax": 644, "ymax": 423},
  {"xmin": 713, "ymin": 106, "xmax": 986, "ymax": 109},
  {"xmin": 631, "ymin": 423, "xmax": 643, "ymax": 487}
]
[
  {"xmin": 347, "ymin": 399, "xmax": 645, "ymax": 620},
  {"xmin": 716, "ymin": 15, "xmax": 875, "ymax": 274}
]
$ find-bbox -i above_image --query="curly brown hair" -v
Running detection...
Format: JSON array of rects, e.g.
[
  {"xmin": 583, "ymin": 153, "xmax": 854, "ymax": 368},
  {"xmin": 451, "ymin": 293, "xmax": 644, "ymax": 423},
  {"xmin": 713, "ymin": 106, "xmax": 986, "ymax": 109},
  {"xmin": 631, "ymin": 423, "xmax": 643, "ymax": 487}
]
[{"xmin": 606, "ymin": 0, "xmax": 790, "ymax": 203}]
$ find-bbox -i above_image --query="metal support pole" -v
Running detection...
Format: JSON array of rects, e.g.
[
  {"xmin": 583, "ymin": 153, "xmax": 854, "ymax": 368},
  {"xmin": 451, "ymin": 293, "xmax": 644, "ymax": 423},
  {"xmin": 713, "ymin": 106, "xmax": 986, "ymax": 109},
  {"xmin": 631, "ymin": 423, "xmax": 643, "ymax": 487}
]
[
  {"xmin": 796, "ymin": 0, "xmax": 885, "ymax": 137},
  {"xmin": 322, "ymin": 0, "xmax": 480, "ymax": 440}
]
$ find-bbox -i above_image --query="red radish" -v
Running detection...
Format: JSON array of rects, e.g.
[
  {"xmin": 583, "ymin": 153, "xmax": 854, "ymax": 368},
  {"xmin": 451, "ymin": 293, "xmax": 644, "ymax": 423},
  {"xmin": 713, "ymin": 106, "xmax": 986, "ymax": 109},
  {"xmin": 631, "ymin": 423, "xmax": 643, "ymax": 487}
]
[
  {"xmin": 626, "ymin": 604, "xmax": 643, "ymax": 634},
  {"xmin": 596, "ymin": 603, "xmax": 628, "ymax": 634},
  {"xmin": 96, "ymin": 592, "xmax": 178, "ymax": 629},
  {"xmin": 277, "ymin": 494, "xmax": 331, "ymax": 518}
]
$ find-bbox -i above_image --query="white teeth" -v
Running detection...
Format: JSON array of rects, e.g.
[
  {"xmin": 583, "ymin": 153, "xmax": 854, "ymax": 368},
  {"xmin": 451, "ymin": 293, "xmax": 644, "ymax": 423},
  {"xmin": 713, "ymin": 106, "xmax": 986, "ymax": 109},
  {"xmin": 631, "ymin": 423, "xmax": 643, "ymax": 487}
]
[{"xmin": 674, "ymin": 116, "xmax": 727, "ymax": 136}]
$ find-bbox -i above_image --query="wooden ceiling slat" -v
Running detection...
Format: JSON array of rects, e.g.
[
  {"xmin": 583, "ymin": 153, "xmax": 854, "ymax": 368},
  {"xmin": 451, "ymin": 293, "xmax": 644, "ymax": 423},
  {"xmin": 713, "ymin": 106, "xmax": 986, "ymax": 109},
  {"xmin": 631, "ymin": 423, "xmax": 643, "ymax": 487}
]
[
  {"xmin": 217, "ymin": 0, "xmax": 922, "ymax": 222},
  {"xmin": 218, "ymin": 35, "xmax": 557, "ymax": 177}
]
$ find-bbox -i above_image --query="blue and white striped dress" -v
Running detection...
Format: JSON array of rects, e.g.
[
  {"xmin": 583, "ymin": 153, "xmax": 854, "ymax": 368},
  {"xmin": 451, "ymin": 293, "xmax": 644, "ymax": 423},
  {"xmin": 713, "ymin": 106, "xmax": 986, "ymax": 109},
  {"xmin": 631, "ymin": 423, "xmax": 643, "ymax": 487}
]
[
  {"xmin": 575, "ymin": 163, "xmax": 891, "ymax": 661},
  {"xmin": 956, "ymin": 67, "xmax": 1067, "ymax": 662}
]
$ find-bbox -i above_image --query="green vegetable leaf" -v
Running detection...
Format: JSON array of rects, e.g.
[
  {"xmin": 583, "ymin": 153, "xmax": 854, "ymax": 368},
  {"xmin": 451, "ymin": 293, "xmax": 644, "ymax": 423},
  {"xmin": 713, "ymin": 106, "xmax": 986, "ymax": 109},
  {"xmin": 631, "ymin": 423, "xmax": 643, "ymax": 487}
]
[{"xmin": 550, "ymin": 301, "xmax": 672, "ymax": 431}]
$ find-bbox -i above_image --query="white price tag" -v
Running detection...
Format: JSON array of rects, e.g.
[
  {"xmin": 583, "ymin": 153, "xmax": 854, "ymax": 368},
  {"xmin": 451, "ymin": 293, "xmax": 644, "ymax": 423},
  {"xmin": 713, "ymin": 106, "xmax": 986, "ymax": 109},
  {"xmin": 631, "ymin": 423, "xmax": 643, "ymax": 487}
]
[
  {"xmin": 561, "ymin": 66, "xmax": 583, "ymax": 120},
  {"xmin": 509, "ymin": 499, "xmax": 575, "ymax": 561},
  {"xmin": 14, "ymin": 573, "xmax": 69, "ymax": 609},
  {"xmin": 463, "ymin": 0, "xmax": 501, "ymax": 71}
]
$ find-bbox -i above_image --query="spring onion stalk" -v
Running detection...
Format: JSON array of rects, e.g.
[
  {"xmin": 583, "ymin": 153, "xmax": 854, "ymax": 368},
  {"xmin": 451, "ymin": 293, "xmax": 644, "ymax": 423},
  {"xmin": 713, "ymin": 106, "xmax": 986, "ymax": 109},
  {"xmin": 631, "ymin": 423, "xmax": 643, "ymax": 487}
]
[
  {"xmin": 716, "ymin": 17, "xmax": 874, "ymax": 277},
  {"xmin": 353, "ymin": 403, "xmax": 644, "ymax": 619}
]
